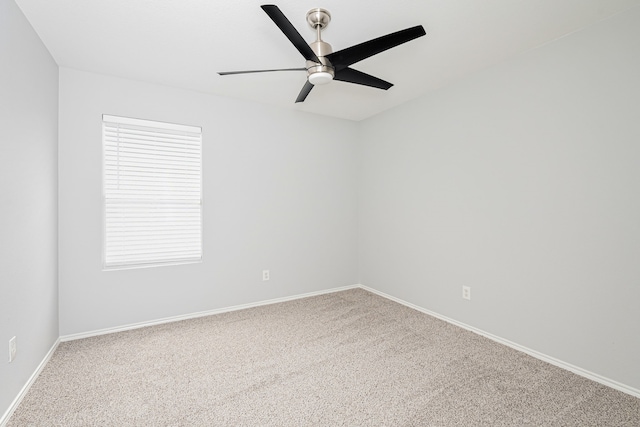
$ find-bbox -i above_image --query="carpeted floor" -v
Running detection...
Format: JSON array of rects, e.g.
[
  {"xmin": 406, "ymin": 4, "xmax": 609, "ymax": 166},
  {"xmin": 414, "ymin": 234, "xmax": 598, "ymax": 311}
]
[{"xmin": 7, "ymin": 288, "xmax": 640, "ymax": 426}]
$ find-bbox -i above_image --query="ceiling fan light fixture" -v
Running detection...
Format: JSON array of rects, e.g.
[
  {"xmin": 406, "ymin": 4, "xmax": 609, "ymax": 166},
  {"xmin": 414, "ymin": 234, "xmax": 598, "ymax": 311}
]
[{"xmin": 309, "ymin": 71, "xmax": 333, "ymax": 85}]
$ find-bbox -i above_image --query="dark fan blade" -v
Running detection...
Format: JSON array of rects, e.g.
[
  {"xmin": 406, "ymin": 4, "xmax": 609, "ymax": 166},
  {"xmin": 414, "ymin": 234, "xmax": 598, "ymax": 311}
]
[
  {"xmin": 326, "ymin": 25, "xmax": 426, "ymax": 71},
  {"xmin": 295, "ymin": 81, "xmax": 314, "ymax": 103},
  {"xmin": 261, "ymin": 5, "xmax": 320, "ymax": 63},
  {"xmin": 334, "ymin": 67, "xmax": 393, "ymax": 90},
  {"xmin": 218, "ymin": 68, "xmax": 305, "ymax": 76}
]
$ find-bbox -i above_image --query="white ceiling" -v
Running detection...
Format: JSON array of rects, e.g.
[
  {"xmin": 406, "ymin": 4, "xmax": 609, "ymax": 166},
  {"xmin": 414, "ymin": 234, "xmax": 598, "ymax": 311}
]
[{"xmin": 15, "ymin": 0, "xmax": 640, "ymax": 121}]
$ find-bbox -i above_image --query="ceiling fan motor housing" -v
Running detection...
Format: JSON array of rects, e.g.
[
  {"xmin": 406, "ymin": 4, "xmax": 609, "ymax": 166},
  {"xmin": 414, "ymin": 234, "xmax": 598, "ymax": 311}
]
[{"xmin": 307, "ymin": 40, "xmax": 334, "ymax": 85}]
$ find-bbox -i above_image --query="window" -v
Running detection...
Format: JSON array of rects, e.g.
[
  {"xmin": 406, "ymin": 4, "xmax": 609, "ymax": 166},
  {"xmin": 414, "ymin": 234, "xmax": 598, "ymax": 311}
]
[{"xmin": 103, "ymin": 115, "xmax": 202, "ymax": 269}]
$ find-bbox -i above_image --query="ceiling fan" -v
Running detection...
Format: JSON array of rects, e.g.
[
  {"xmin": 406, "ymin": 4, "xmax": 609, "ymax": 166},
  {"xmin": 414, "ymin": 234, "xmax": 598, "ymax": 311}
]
[{"xmin": 218, "ymin": 5, "xmax": 426, "ymax": 103}]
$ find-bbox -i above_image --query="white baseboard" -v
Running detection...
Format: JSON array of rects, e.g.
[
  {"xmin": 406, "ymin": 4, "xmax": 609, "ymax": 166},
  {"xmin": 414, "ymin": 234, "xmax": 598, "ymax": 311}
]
[
  {"xmin": 360, "ymin": 284, "xmax": 640, "ymax": 399},
  {"xmin": 0, "ymin": 337, "xmax": 60, "ymax": 427},
  {"xmin": 60, "ymin": 284, "xmax": 361, "ymax": 342}
]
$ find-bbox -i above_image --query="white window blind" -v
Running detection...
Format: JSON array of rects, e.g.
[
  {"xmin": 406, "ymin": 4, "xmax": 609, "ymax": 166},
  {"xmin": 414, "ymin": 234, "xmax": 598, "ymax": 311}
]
[{"xmin": 103, "ymin": 115, "xmax": 202, "ymax": 269}]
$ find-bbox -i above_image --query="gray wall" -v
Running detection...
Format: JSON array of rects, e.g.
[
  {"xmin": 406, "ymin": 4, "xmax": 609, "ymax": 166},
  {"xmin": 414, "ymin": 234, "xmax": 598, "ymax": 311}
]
[
  {"xmin": 359, "ymin": 8, "xmax": 640, "ymax": 389},
  {"xmin": 0, "ymin": 0, "xmax": 59, "ymax": 419},
  {"xmin": 58, "ymin": 68, "xmax": 359, "ymax": 336}
]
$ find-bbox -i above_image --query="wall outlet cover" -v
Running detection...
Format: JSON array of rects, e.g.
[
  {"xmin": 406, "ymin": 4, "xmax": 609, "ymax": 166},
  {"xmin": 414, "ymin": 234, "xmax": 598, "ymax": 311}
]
[{"xmin": 9, "ymin": 336, "xmax": 16, "ymax": 362}]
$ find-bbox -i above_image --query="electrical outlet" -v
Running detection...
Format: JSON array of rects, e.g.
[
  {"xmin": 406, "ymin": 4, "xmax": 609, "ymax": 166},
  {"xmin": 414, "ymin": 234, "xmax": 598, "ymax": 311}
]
[
  {"xmin": 262, "ymin": 270, "xmax": 270, "ymax": 281},
  {"xmin": 9, "ymin": 336, "xmax": 16, "ymax": 363},
  {"xmin": 462, "ymin": 286, "xmax": 471, "ymax": 301}
]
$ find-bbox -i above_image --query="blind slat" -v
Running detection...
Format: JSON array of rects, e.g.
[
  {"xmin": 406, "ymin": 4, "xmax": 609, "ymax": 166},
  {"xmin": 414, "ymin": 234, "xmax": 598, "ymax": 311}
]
[
  {"xmin": 107, "ymin": 250, "xmax": 202, "ymax": 260},
  {"xmin": 105, "ymin": 162, "xmax": 201, "ymax": 176},
  {"xmin": 105, "ymin": 136, "xmax": 201, "ymax": 152},
  {"xmin": 105, "ymin": 129, "xmax": 201, "ymax": 143}
]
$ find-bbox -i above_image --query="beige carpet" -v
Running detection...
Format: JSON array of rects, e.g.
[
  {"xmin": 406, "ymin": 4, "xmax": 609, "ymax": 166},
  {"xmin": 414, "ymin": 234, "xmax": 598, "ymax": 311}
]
[{"xmin": 7, "ymin": 288, "xmax": 640, "ymax": 426}]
